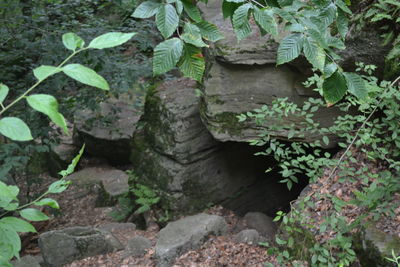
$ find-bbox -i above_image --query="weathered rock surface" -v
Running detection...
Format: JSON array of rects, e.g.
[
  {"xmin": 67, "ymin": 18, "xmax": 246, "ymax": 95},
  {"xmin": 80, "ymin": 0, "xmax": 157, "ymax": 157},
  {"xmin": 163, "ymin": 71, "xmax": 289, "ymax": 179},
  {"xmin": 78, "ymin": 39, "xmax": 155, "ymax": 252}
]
[
  {"xmin": 132, "ymin": 79, "xmax": 266, "ymax": 213},
  {"xmin": 123, "ymin": 236, "xmax": 152, "ymax": 257},
  {"xmin": 11, "ymin": 255, "xmax": 42, "ymax": 267},
  {"xmin": 233, "ymin": 229, "xmax": 266, "ymax": 245},
  {"xmin": 244, "ymin": 212, "xmax": 277, "ymax": 240},
  {"xmin": 199, "ymin": 0, "xmax": 278, "ymax": 65},
  {"xmin": 67, "ymin": 167, "xmax": 129, "ymax": 205},
  {"xmin": 74, "ymin": 97, "xmax": 143, "ymax": 163},
  {"xmin": 39, "ymin": 226, "xmax": 123, "ymax": 267},
  {"xmin": 155, "ymin": 213, "xmax": 228, "ymax": 266},
  {"xmin": 353, "ymin": 222, "xmax": 400, "ymax": 267},
  {"xmin": 98, "ymin": 222, "xmax": 136, "ymax": 233},
  {"xmin": 48, "ymin": 143, "xmax": 79, "ymax": 177}
]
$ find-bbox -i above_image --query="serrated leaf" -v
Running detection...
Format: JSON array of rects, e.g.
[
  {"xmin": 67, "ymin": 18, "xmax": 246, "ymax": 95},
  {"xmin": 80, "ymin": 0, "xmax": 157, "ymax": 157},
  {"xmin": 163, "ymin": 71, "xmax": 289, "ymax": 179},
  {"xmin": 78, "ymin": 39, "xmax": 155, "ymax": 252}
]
[
  {"xmin": 132, "ymin": 1, "xmax": 161, "ymax": 18},
  {"xmin": 253, "ymin": 7, "xmax": 278, "ymax": 38},
  {"xmin": 182, "ymin": 0, "xmax": 202, "ymax": 22},
  {"xmin": 222, "ymin": 0, "xmax": 241, "ymax": 19},
  {"xmin": 26, "ymin": 94, "xmax": 68, "ymax": 134},
  {"xmin": 324, "ymin": 62, "xmax": 337, "ymax": 78},
  {"xmin": 336, "ymin": 0, "xmax": 352, "ymax": 14},
  {"xmin": 178, "ymin": 44, "xmax": 205, "ymax": 81},
  {"xmin": 33, "ymin": 66, "xmax": 61, "ymax": 81},
  {"xmin": 337, "ymin": 10, "xmax": 348, "ymax": 39},
  {"xmin": 175, "ymin": 0, "xmax": 183, "ymax": 14},
  {"xmin": 0, "ymin": 117, "xmax": 33, "ymax": 141},
  {"xmin": 88, "ymin": 32, "xmax": 136, "ymax": 49},
  {"xmin": 303, "ymin": 37, "xmax": 325, "ymax": 71},
  {"xmin": 182, "ymin": 23, "xmax": 208, "ymax": 47},
  {"xmin": 195, "ymin": 20, "xmax": 224, "ymax": 42},
  {"xmin": 19, "ymin": 208, "xmax": 49, "ymax": 222},
  {"xmin": 156, "ymin": 4, "xmax": 179, "ymax": 39},
  {"xmin": 34, "ymin": 198, "xmax": 60, "ymax": 209},
  {"xmin": 0, "ymin": 83, "xmax": 9, "ymax": 105},
  {"xmin": 277, "ymin": 33, "xmax": 303, "ymax": 65},
  {"xmin": 322, "ymin": 71, "xmax": 347, "ymax": 105},
  {"xmin": 318, "ymin": 3, "xmax": 337, "ymax": 29},
  {"xmin": 153, "ymin": 38, "xmax": 183, "ymax": 75},
  {"xmin": 62, "ymin": 33, "xmax": 85, "ymax": 51},
  {"xmin": 0, "ymin": 217, "xmax": 36, "ymax": 233},
  {"xmin": 343, "ymin": 72, "xmax": 367, "ymax": 100},
  {"xmin": 232, "ymin": 3, "xmax": 253, "ymax": 41},
  {"xmin": 62, "ymin": 64, "xmax": 109, "ymax": 90}
]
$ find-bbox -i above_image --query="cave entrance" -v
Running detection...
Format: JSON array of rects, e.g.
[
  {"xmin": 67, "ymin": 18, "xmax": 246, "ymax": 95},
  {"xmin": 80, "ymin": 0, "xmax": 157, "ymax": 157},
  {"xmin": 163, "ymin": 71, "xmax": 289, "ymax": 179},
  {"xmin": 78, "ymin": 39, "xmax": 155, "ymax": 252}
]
[{"xmin": 218, "ymin": 141, "xmax": 309, "ymax": 217}]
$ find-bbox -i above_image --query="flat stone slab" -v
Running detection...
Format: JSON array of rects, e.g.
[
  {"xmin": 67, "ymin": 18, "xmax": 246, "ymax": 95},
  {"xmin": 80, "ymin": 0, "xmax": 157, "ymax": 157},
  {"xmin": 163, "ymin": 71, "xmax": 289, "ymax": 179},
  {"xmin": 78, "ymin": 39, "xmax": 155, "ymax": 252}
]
[
  {"xmin": 39, "ymin": 226, "xmax": 123, "ymax": 267},
  {"xmin": 155, "ymin": 213, "xmax": 228, "ymax": 266}
]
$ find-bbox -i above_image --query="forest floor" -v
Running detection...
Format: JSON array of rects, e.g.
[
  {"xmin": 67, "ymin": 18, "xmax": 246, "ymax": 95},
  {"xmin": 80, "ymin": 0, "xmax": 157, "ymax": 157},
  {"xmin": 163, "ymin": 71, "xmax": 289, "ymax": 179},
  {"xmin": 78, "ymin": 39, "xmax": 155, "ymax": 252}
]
[{"xmin": 17, "ymin": 148, "xmax": 400, "ymax": 266}]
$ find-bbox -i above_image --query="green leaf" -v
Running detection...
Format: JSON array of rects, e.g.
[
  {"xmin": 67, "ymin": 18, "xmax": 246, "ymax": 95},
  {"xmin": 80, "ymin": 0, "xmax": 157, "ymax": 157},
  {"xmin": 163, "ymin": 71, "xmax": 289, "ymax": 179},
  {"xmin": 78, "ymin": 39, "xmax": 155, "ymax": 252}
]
[
  {"xmin": 182, "ymin": 0, "xmax": 202, "ymax": 22},
  {"xmin": 222, "ymin": 0, "xmax": 241, "ymax": 19},
  {"xmin": 343, "ymin": 72, "xmax": 367, "ymax": 100},
  {"xmin": 62, "ymin": 33, "xmax": 85, "ymax": 51},
  {"xmin": 62, "ymin": 64, "xmax": 109, "ymax": 90},
  {"xmin": 319, "ymin": 3, "xmax": 337, "ymax": 29},
  {"xmin": 153, "ymin": 38, "xmax": 183, "ymax": 75},
  {"xmin": 303, "ymin": 37, "xmax": 325, "ymax": 71},
  {"xmin": 26, "ymin": 94, "xmax": 68, "ymax": 134},
  {"xmin": 322, "ymin": 71, "xmax": 347, "ymax": 105},
  {"xmin": 19, "ymin": 208, "xmax": 49, "ymax": 222},
  {"xmin": 58, "ymin": 144, "xmax": 85, "ymax": 177},
  {"xmin": 225, "ymin": 0, "xmax": 245, "ymax": 2},
  {"xmin": 88, "ymin": 32, "xmax": 136, "ymax": 49},
  {"xmin": 0, "ymin": 83, "xmax": 9, "ymax": 105},
  {"xmin": 175, "ymin": 0, "xmax": 183, "ymax": 14},
  {"xmin": 0, "ymin": 181, "xmax": 18, "ymax": 208},
  {"xmin": 178, "ymin": 44, "xmax": 205, "ymax": 81},
  {"xmin": 322, "ymin": 136, "xmax": 329, "ymax": 146},
  {"xmin": 0, "ymin": 117, "xmax": 33, "ymax": 141},
  {"xmin": 0, "ymin": 226, "xmax": 20, "ymax": 259},
  {"xmin": 34, "ymin": 198, "xmax": 60, "ymax": 209},
  {"xmin": 253, "ymin": 7, "xmax": 278, "ymax": 38},
  {"xmin": 48, "ymin": 180, "xmax": 71, "ymax": 194},
  {"xmin": 0, "ymin": 217, "xmax": 36, "ymax": 233},
  {"xmin": 336, "ymin": 10, "xmax": 348, "ymax": 39},
  {"xmin": 156, "ymin": 4, "xmax": 179, "ymax": 39},
  {"xmin": 336, "ymin": 0, "xmax": 352, "ymax": 14},
  {"xmin": 33, "ymin": 66, "xmax": 62, "ymax": 81},
  {"xmin": 195, "ymin": 20, "xmax": 224, "ymax": 42},
  {"xmin": 232, "ymin": 3, "xmax": 253, "ymax": 40},
  {"xmin": 182, "ymin": 23, "xmax": 208, "ymax": 47},
  {"xmin": 277, "ymin": 33, "xmax": 303, "ymax": 65},
  {"xmin": 132, "ymin": 1, "xmax": 161, "ymax": 18},
  {"xmin": 324, "ymin": 62, "xmax": 337, "ymax": 78}
]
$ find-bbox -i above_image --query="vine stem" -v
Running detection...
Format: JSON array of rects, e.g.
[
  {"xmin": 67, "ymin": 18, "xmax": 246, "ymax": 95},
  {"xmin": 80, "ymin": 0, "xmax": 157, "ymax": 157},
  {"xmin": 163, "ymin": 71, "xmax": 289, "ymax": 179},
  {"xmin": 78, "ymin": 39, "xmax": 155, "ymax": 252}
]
[
  {"xmin": 0, "ymin": 47, "xmax": 88, "ymax": 116},
  {"xmin": 325, "ymin": 75, "xmax": 400, "ymax": 182}
]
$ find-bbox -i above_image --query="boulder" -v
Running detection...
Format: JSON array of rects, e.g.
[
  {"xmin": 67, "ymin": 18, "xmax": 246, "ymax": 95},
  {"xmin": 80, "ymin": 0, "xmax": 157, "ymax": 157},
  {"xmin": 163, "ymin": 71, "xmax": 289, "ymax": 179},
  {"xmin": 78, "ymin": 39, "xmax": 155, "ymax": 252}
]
[
  {"xmin": 200, "ymin": 61, "xmax": 344, "ymax": 146},
  {"xmin": 74, "ymin": 97, "xmax": 143, "ymax": 163},
  {"xmin": 243, "ymin": 212, "xmax": 277, "ymax": 240},
  {"xmin": 98, "ymin": 222, "xmax": 136, "ymax": 233},
  {"xmin": 123, "ymin": 236, "xmax": 152, "ymax": 257},
  {"xmin": 39, "ymin": 226, "xmax": 123, "ymax": 267},
  {"xmin": 66, "ymin": 167, "xmax": 129, "ymax": 205},
  {"xmin": 132, "ymin": 79, "xmax": 263, "ymax": 213},
  {"xmin": 199, "ymin": 0, "xmax": 278, "ymax": 65},
  {"xmin": 353, "ymin": 222, "xmax": 400, "ymax": 267},
  {"xmin": 11, "ymin": 255, "xmax": 42, "ymax": 267},
  {"xmin": 233, "ymin": 229, "xmax": 266, "ymax": 245},
  {"xmin": 155, "ymin": 213, "xmax": 228, "ymax": 266}
]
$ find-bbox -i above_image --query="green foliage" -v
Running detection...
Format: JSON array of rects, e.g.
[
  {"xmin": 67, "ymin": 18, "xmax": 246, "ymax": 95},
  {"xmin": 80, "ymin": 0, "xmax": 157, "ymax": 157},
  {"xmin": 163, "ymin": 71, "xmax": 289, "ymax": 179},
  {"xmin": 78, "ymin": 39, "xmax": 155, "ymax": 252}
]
[
  {"xmin": 0, "ymin": 29, "xmax": 134, "ymax": 264},
  {"xmin": 238, "ymin": 65, "xmax": 400, "ymax": 265},
  {"xmin": 386, "ymin": 250, "xmax": 400, "ymax": 267},
  {"xmin": 132, "ymin": 0, "xmax": 375, "ymax": 104},
  {"xmin": 132, "ymin": 0, "xmax": 221, "ymax": 81},
  {"xmin": 0, "ymin": 145, "xmax": 84, "ymax": 265}
]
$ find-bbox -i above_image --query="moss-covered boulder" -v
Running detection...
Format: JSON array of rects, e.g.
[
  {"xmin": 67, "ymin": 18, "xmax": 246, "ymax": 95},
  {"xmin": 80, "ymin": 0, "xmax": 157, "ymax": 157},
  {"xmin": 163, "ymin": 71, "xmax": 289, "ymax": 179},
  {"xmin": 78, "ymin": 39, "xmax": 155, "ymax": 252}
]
[{"xmin": 353, "ymin": 222, "xmax": 400, "ymax": 267}]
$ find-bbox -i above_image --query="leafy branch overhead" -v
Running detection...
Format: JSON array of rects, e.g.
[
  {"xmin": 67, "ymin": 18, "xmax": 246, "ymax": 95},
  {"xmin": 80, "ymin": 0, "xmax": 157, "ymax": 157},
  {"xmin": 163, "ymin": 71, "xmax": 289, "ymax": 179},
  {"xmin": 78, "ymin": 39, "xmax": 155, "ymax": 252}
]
[
  {"xmin": 132, "ymin": 0, "xmax": 223, "ymax": 81},
  {"xmin": 0, "ymin": 32, "xmax": 136, "ymax": 143},
  {"xmin": 132, "ymin": 0, "xmax": 369, "ymax": 104}
]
